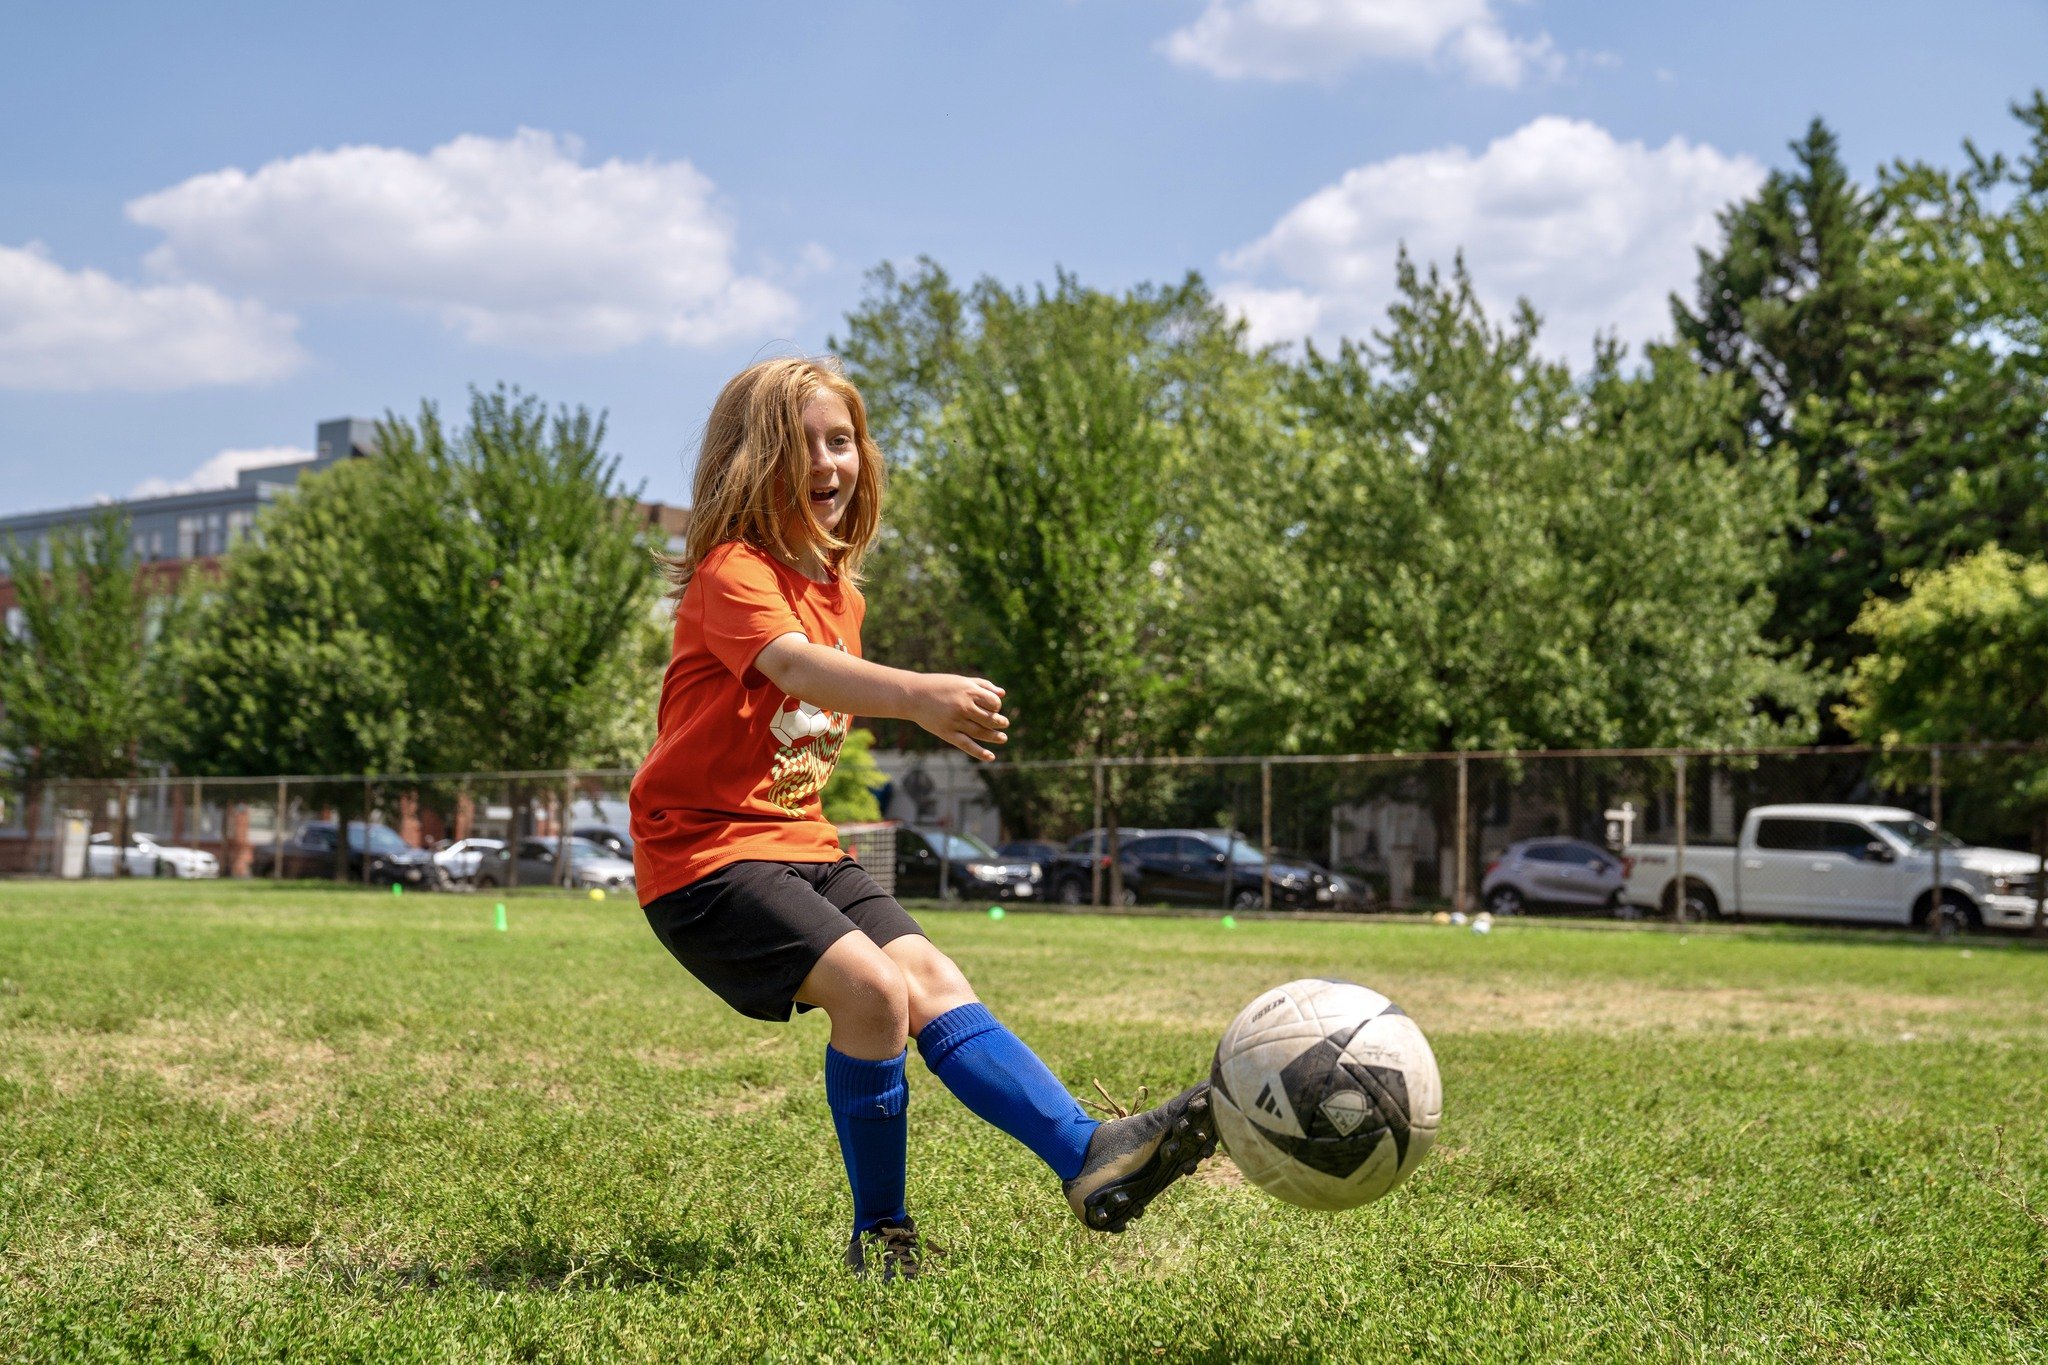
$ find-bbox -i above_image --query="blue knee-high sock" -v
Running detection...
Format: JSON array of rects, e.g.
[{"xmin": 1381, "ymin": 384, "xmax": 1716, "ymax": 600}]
[
  {"xmin": 915, "ymin": 1003, "xmax": 1099, "ymax": 1182},
  {"xmin": 824, "ymin": 1047, "xmax": 908, "ymax": 1233}
]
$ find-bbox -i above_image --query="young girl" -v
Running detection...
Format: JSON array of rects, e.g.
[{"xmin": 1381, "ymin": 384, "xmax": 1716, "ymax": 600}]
[{"xmin": 630, "ymin": 357, "xmax": 1216, "ymax": 1280}]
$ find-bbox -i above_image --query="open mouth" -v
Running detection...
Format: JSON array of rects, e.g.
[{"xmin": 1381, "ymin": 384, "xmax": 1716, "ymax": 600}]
[{"xmin": 810, "ymin": 487, "xmax": 839, "ymax": 507}]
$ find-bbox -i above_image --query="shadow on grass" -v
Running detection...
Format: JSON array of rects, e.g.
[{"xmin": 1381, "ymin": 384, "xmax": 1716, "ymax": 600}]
[{"xmin": 319, "ymin": 1228, "xmax": 740, "ymax": 1296}]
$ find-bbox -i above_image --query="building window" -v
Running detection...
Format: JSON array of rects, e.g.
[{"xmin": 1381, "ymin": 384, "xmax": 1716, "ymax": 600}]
[
  {"xmin": 226, "ymin": 509, "xmax": 255, "ymax": 546},
  {"xmin": 205, "ymin": 512, "xmax": 224, "ymax": 555},
  {"xmin": 149, "ymin": 530, "xmax": 165, "ymax": 561},
  {"xmin": 177, "ymin": 515, "xmax": 203, "ymax": 558}
]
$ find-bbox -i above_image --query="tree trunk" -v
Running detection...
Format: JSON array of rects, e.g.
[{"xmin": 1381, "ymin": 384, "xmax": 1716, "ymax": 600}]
[
  {"xmin": 332, "ymin": 792, "xmax": 349, "ymax": 883},
  {"xmin": 114, "ymin": 779, "xmax": 133, "ymax": 877}
]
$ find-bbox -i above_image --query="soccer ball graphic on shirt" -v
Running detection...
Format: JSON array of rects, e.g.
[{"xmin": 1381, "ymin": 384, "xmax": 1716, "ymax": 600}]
[
  {"xmin": 769, "ymin": 697, "xmax": 836, "ymax": 748},
  {"xmin": 1210, "ymin": 978, "xmax": 1442, "ymax": 1211}
]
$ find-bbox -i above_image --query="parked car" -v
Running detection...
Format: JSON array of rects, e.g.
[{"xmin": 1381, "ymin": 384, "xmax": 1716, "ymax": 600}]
[
  {"xmin": 1197, "ymin": 832, "xmax": 1366, "ymax": 911},
  {"xmin": 1118, "ymin": 829, "xmax": 1354, "ymax": 910},
  {"xmin": 895, "ymin": 827, "xmax": 1038, "ymax": 901},
  {"xmin": 573, "ymin": 824, "xmax": 633, "ymax": 861},
  {"xmin": 1481, "ymin": 838, "xmax": 1625, "ymax": 915},
  {"xmin": 1034, "ymin": 829, "xmax": 1155, "ymax": 905},
  {"xmin": 993, "ymin": 841, "xmax": 1064, "ymax": 902},
  {"xmin": 432, "ymin": 837, "xmax": 504, "ymax": 883},
  {"xmin": 251, "ymin": 820, "xmax": 444, "ymax": 888},
  {"xmin": 476, "ymin": 836, "xmax": 636, "ymax": 892},
  {"xmin": 87, "ymin": 831, "xmax": 219, "ymax": 879},
  {"xmin": 1622, "ymin": 803, "xmax": 2042, "ymax": 931},
  {"xmin": 996, "ymin": 840, "xmax": 1062, "ymax": 868}
]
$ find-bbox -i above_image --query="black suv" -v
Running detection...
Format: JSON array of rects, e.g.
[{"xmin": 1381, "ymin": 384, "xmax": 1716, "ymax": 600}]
[{"xmin": 1116, "ymin": 829, "xmax": 1350, "ymax": 909}]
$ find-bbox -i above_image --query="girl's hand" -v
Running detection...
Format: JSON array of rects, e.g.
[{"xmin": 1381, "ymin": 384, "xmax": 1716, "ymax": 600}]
[{"xmin": 912, "ymin": 675, "xmax": 1009, "ymax": 761}]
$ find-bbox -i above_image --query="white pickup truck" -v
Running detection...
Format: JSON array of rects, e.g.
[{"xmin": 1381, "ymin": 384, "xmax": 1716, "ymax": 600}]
[{"xmin": 1622, "ymin": 803, "xmax": 2044, "ymax": 931}]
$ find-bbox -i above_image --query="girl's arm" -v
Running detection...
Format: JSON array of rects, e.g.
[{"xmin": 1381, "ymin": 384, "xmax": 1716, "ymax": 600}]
[{"xmin": 755, "ymin": 633, "xmax": 1009, "ymax": 762}]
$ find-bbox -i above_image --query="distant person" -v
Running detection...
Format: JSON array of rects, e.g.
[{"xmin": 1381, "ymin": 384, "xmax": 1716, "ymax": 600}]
[{"xmin": 629, "ymin": 358, "xmax": 1215, "ymax": 1280}]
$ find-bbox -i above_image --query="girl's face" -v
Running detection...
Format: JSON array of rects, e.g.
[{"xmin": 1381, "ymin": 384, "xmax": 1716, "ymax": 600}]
[{"xmin": 799, "ymin": 388, "xmax": 860, "ymax": 535}]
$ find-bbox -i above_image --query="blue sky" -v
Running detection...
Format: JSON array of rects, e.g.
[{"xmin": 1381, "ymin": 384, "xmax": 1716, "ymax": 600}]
[{"xmin": 3, "ymin": 0, "xmax": 2045, "ymax": 514}]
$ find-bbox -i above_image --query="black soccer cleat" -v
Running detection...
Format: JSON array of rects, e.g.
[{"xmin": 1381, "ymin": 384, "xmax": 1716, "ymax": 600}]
[
  {"xmin": 1062, "ymin": 1081, "xmax": 1219, "ymax": 1234},
  {"xmin": 845, "ymin": 1216, "xmax": 925, "ymax": 1282}
]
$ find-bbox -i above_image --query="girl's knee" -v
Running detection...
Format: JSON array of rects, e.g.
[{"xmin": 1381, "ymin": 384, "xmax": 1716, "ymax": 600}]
[
  {"xmin": 889, "ymin": 940, "xmax": 976, "ymax": 1030},
  {"xmin": 821, "ymin": 948, "xmax": 909, "ymax": 1046}
]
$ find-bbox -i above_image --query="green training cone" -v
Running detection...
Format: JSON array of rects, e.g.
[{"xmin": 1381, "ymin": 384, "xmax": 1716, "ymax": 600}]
[
  {"xmin": 391, "ymin": 883, "xmax": 402, "ymax": 897},
  {"xmin": 988, "ymin": 905, "xmax": 1005, "ymax": 920},
  {"xmin": 1221, "ymin": 915, "xmax": 1237, "ymax": 929},
  {"xmin": 495, "ymin": 903, "xmax": 508, "ymax": 932}
]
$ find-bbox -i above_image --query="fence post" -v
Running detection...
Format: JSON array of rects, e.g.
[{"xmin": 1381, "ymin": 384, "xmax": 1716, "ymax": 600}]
[
  {"xmin": 1454, "ymin": 756, "xmax": 1470, "ymax": 916},
  {"xmin": 1091, "ymin": 761, "xmax": 1104, "ymax": 907},
  {"xmin": 1673, "ymin": 755, "xmax": 1689, "ymax": 923},
  {"xmin": 273, "ymin": 778, "xmax": 286, "ymax": 881},
  {"xmin": 1930, "ymin": 746, "xmax": 1944, "ymax": 933},
  {"xmin": 1261, "ymin": 759, "xmax": 1274, "ymax": 911},
  {"xmin": 1106, "ymin": 767, "xmax": 1123, "ymax": 909},
  {"xmin": 361, "ymin": 775, "xmax": 373, "ymax": 885}
]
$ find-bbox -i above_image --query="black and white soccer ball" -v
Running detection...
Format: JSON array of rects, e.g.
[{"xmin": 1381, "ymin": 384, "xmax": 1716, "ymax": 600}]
[{"xmin": 1210, "ymin": 978, "xmax": 1442, "ymax": 1211}]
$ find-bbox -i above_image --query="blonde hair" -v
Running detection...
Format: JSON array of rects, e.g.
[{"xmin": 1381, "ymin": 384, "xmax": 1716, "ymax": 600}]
[{"xmin": 657, "ymin": 357, "xmax": 886, "ymax": 597}]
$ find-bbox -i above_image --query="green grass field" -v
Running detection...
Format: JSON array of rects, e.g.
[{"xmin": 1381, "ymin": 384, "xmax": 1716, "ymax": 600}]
[{"xmin": 2, "ymin": 884, "xmax": 2045, "ymax": 1363}]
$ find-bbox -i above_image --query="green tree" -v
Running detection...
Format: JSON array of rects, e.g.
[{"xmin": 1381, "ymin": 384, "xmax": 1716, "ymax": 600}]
[
  {"xmin": 0, "ymin": 509, "xmax": 160, "ymax": 781},
  {"xmin": 822, "ymin": 727, "xmax": 886, "ymax": 824},
  {"xmin": 1199, "ymin": 257, "xmax": 1812, "ymax": 759},
  {"xmin": 1837, "ymin": 546, "xmax": 2048, "ymax": 934},
  {"xmin": 920, "ymin": 273, "xmax": 1260, "ymax": 831},
  {"xmin": 367, "ymin": 388, "xmax": 662, "ymax": 777},
  {"xmin": 1673, "ymin": 120, "xmax": 1917, "ymax": 690},
  {"xmin": 155, "ymin": 460, "xmax": 413, "ymax": 879},
  {"xmin": 0, "ymin": 509, "xmax": 167, "ymax": 868},
  {"xmin": 163, "ymin": 389, "xmax": 667, "ymax": 883},
  {"xmin": 1857, "ymin": 93, "xmax": 2048, "ymax": 577}
]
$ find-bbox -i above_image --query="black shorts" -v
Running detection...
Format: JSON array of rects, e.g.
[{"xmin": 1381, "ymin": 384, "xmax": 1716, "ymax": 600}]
[{"xmin": 642, "ymin": 858, "xmax": 926, "ymax": 1022}]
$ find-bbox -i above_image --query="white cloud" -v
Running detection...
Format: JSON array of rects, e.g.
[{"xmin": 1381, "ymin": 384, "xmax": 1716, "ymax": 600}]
[
  {"xmin": 1163, "ymin": 0, "xmax": 1562, "ymax": 87},
  {"xmin": 129, "ymin": 446, "xmax": 314, "ymax": 500},
  {"xmin": 0, "ymin": 242, "xmax": 302, "ymax": 392},
  {"xmin": 126, "ymin": 128, "xmax": 798, "ymax": 353},
  {"xmin": 1220, "ymin": 116, "xmax": 1765, "ymax": 356}
]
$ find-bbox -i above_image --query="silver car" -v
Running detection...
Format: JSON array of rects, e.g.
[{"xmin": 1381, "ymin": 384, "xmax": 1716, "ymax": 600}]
[
  {"xmin": 1481, "ymin": 838, "xmax": 1625, "ymax": 915},
  {"xmin": 476, "ymin": 836, "xmax": 635, "ymax": 892}
]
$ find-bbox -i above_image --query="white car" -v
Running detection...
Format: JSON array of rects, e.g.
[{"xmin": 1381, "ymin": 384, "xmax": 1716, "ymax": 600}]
[
  {"xmin": 433, "ymin": 837, "xmax": 505, "ymax": 883},
  {"xmin": 88, "ymin": 831, "xmax": 219, "ymax": 879}
]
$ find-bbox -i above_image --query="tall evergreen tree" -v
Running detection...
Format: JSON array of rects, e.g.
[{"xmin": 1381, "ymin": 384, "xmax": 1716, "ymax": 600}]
[{"xmin": 1673, "ymin": 120, "xmax": 1909, "ymax": 688}]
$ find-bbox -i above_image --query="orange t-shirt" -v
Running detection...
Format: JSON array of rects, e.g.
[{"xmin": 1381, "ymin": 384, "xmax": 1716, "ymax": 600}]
[{"xmin": 630, "ymin": 541, "xmax": 864, "ymax": 903}]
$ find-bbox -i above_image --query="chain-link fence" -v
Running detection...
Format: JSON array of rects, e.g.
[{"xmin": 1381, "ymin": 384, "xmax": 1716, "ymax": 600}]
[{"xmin": 5, "ymin": 746, "xmax": 2045, "ymax": 931}]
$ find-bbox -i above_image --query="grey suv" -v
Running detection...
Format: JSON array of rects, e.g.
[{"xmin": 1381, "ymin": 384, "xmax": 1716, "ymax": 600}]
[{"xmin": 1480, "ymin": 838, "xmax": 1625, "ymax": 915}]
